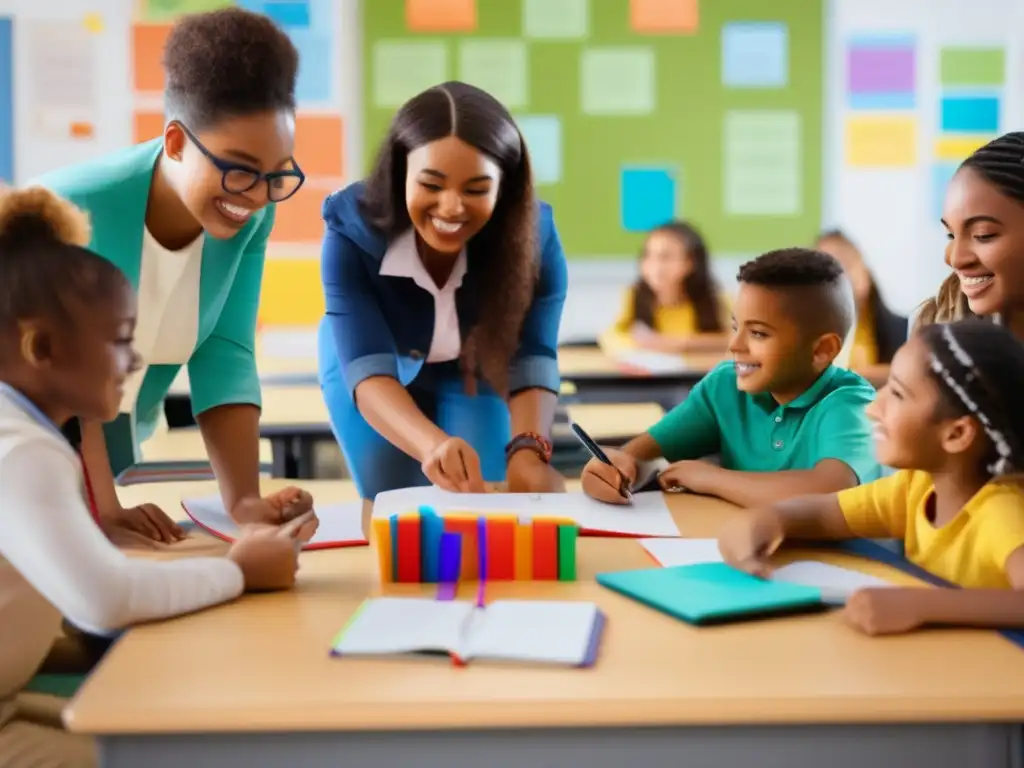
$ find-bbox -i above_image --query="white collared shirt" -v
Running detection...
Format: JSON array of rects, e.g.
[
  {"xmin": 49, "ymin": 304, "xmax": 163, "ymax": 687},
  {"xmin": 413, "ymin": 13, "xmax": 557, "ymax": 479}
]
[{"xmin": 379, "ymin": 229, "xmax": 467, "ymax": 363}]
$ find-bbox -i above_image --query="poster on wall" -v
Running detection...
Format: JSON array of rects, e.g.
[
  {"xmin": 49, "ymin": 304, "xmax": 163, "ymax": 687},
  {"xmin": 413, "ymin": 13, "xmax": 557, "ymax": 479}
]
[{"xmin": 25, "ymin": 21, "xmax": 99, "ymax": 142}]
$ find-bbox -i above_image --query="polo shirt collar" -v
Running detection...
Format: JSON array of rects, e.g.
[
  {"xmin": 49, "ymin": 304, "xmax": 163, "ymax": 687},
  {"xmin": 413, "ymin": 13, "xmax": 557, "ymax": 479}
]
[
  {"xmin": 379, "ymin": 229, "xmax": 468, "ymax": 294},
  {"xmin": 753, "ymin": 365, "xmax": 840, "ymax": 413}
]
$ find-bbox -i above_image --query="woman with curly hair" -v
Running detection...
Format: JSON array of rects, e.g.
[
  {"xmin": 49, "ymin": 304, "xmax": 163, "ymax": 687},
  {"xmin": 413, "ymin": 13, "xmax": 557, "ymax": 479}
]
[{"xmin": 318, "ymin": 81, "xmax": 568, "ymax": 499}]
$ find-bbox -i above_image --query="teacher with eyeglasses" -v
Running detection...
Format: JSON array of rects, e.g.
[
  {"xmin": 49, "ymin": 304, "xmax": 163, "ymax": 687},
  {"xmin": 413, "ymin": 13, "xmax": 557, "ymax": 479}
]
[{"xmin": 35, "ymin": 8, "xmax": 318, "ymax": 547}]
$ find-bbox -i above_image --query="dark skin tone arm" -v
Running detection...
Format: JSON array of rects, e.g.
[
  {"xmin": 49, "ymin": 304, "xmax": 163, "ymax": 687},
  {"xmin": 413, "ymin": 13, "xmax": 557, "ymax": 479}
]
[
  {"xmin": 666, "ymin": 459, "xmax": 859, "ymax": 508},
  {"xmin": 80, "ymin": 419, "xmax": 122, "ymax": 514},
  {"xmin": 353, "ymin": 376, "xmax": 448, "ymax": 460},
  {"xmin": 506, "ymin": 387, "xmax": 565, "ymax": 491},
  {"xmin": 197, "ymin": 404, "xmax": 262, "ymax": 513}
]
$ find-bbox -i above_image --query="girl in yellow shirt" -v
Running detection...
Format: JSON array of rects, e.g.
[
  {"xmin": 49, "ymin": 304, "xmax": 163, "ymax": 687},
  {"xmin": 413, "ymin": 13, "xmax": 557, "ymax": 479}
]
[
  {"xmin": 599, "ymin": 221, "xmax": 729, "ymax": 354},
  {"xmin": 815, "ymin": 230, "xmax": 908, "ymax": 384},
  {"xmin": 718, "ymin": 319, "xmax": 1024, "ymax": 636}
]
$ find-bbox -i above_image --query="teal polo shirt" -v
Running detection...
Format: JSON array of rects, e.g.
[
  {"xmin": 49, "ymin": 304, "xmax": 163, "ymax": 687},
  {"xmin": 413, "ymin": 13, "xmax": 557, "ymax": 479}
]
[{"xmin": 648, "ymin": 362, "xmax": 880, "ymax": 482}]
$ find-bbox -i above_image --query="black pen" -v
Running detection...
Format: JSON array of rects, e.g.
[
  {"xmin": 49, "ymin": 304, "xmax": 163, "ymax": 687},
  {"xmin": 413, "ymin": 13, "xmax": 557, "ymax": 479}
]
[{"xmin": 569, "ymin": 420, "xmax": 632, "ymax": 500}]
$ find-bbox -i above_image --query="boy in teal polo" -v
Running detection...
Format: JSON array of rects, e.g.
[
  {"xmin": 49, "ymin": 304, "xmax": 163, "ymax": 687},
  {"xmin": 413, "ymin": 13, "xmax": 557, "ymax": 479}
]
[{"xmin": 582, "ymin": 248, "xmax": 879, "ymax": 508}]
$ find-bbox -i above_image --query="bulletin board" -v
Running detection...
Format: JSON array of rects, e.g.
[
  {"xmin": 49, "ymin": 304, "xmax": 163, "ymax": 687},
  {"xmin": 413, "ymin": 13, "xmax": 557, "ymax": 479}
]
[{"xmin": 362, "ymin": 0, "xmax": 824, "ymax": 258}]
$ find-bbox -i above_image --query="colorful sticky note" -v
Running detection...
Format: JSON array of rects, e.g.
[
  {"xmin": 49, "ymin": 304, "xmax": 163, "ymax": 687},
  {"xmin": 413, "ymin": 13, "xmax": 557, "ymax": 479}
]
[
  {"xmin": 0, "ymin": 18, "xmax": 11, "ymax": 184},
  {"xmin": 269, "ymin": 182, "xmax": 328, "ymax": 243},
  {"xmin": 264, "ymin": 1, "xmax": 310, "ymax": 28},
  {"xmin": 846, "ymin": 34, "xmax": 915, "ymax": 108},
  {"xmin": 933, "ymin": 163, "xmax": 959, "ymax": 221},
  {"xmin": 630, "ymin": 0, "xmax": 698, "ymax": 34},
  {"xmin": 372, "ymin": 517, "xmax": 393, "ymax": 583},
  {"xmin": 419, "ymin": 506, "xmax": 444, "ymax": 583},
  {"xmin": 82, "ymin": 13, "xmax": 104, "ymax": 34},
  {"xmin": 934, "ymin": 135, "xmax": 989, "ymax": 162},
  {"xmin": 522, "ymin": 0, "xmax": 588, "ymax": 39},
  {"xmin": 581, "ymin": 47, "xmax": 655, "ymax": 115},
  {"xmin": 516, "ymin": 115, "xmax": 561, "ymax": 185},
  {"xmin": 373, "ymin": 41, "xmax": 448, "ymax": 109},
  {"xmin": 406, "ymin": 0, "xmax": 476, "ymax": 32},
  {"xmin": 620, "ymin": 167, "xmax": 676, "ymax": 232},
  {"xmin": 293, "ymin": 115, "xmax": 343, "ymax": 176},
  {"xmin": 531, "ymin": 519, "xmax": 559, "ymax": 580},
  {"xmin": 514, "ymin": 522, "xmax": 533, "ymax": 580},
  {"xmin": 940, "ymin": 47, "xmax": 1005, "ymax": 87},
  {"xmin": 486, "ymin": 516, "xmax": 516, "ymax": 580},
  {"xmin": 139, "ymin": 0, "xmax": 232, "ymax": 22},
  {"xmin": 69, "ymin": 122, "xmax": 94, "ymax": 139},
  {"xmin": 290, "ymin": 30, "xmax": 331, "ymax": 103},
  {"xmin": 133, "ymin": 111, "xmax": 164, "ymax": 143},
  {"xmin": 722, "ymin": 22, "xmax": 788, "ymax": 89},
  {"xmin": 557, "ymin": 525, "xmax": 578, "ymax": 581},
  {"xmin": 131, "ymin": 23, "xmax": 172, "ymax": 93},
  {"xmin": 845, "ymin": 115, "xmax": 917, "ymax": 168},
  {"xmin": 941, "ymin": 96, "xmax": 1000, "ymax": 134},
  {"xmin": 458, "ymin": 40, "xmax": 528, "ymax": 110},
  {"xmin": 724, "ymin": 110, "xmax": 801, "ymax": 216}
]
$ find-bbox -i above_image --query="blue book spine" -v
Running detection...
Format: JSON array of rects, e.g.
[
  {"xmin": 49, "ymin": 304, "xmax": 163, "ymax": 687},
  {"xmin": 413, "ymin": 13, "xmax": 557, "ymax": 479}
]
[
  {"xmin": 389, "ymin": 514, "xmax": 400, "ymax": 583},
  {"xmin": 419, "ymin": 505, "xmax": 444, "ymax": 583}
]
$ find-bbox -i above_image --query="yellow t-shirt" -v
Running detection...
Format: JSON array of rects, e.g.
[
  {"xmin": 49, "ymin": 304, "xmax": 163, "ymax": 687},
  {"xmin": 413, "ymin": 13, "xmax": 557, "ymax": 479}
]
[
  {"xmin": 836, "ymin": 470, "xmax": 1024, "ymax": 588},
  {"xmin": 599, "ymin": 287, "xmax": 729, "ymax": 351},
  {"xmin": 849, "ymin": 302, "xmax": 879, "ymax": 368}
]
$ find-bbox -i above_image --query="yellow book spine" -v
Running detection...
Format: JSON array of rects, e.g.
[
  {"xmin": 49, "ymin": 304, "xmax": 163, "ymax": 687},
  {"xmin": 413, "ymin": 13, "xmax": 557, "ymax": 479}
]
[
  {"xmin": 514, "ymin": 521, "xmax": 533, "ymax": 580},
  {"xmin": 372, "ymin": 517, "xmax": 393, "ymax": 583}
]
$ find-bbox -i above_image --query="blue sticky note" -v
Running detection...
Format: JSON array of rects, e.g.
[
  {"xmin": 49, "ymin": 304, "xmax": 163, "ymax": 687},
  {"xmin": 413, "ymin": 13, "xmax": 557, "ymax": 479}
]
[
  {"xmin": 516, "ymin": 115, "xmax": 561, "ymax": 185},
  {"xmin": 288, "ymin": 29, "xmax": 331, "ymax": 103},
  {"xmin": 418, "ymin": 506, "xmax": 444, "ymax": 584},
  {"xmin": 722, "ymin": 22, "xmax": 789, "ymax": 89},
  {"xmin": 264, "ymin": 1, "xmax": 309, "ymax": 27},
  {"xmin": 0, "ymin": 19, "xmax": 11, "ymax": 184},
  {"xmin": 941, "ymin": 95, "xmax": 1000, "ymax": 133},
  {"xmin": 438, "ymin": 532, "xmax": 462, "ymax": 583},
  {"xmin": 389, "ymin": 514, "xmax": 400, "ymax": 583},
  {"xmin": 848, "ymin": 93, "xmax": 916, "ymax": 110},
  {"xmin": 933, "ymin": 163, "xmax": 959, "ymax": 220},
  {"xmin": 621, "ymin": 167, "xmax": 677, "ymax": 233}
]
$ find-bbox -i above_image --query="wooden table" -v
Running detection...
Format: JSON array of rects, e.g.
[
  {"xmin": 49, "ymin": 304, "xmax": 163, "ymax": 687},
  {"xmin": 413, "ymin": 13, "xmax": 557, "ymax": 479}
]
[
  {"xmin": 557, "ymin": 346, "xmax": 722, "ymax": 408},
  {"xmin": 68, "ymin": 480, "xmax": 1024, "ymax": 768},
  {"xmin": 140, "ymin": 427, "xmax": 273, "ymax": 465}
]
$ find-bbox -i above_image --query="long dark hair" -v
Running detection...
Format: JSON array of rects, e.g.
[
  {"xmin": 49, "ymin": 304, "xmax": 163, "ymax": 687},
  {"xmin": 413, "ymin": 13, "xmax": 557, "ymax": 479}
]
[
  {"xmin": 632, "ymin": 221, "xmax": 722, "ymax": 333},
  {"xmin": 918, "ymin": 132, "xmax": 1024, "ymax": 329},
  {"xmin": 360, "ymin": 81, "xmax": 536, "ymax": 396}
]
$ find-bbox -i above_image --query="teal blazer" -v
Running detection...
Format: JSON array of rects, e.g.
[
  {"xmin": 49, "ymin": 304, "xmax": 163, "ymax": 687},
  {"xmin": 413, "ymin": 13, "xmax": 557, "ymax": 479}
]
[{"xmin": 34, "ymin": 139, "xmax": 272, "ymax": 473}]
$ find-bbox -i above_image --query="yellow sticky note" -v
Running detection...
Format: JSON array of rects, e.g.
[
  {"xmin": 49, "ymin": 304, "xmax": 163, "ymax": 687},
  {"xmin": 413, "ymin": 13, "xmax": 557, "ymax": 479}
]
[
  {"xmin": 83, "ymin": 13, "xmax": 104, "ymax": 33},
  {"xmin": 935, "ymin": 135, "xmax": 989, "ymax": 162},
  {"xmin": 845, "ymin": 116, "xmax": 917, "ymax": 168}
]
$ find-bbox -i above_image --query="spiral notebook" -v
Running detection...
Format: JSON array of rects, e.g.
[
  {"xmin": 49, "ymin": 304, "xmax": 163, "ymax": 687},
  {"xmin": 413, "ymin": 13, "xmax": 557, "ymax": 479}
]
[{"xmin": 330, "ymin": 597, "xmax": 606, "ymax": 667}]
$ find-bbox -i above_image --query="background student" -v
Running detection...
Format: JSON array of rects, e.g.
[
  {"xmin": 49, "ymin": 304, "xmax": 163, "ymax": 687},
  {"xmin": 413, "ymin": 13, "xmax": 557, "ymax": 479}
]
[
  {"xmin": 0, "ymin": 188, "xmax": 307, "ymax": 767},
  {"xmin": 582, "ymin": 248, "xmax": 879, "ymax": 508},
  {"xmin": 918, "ymin": 131, "xmax": 1024, "ymax": 334},
  {"xmin": 318, "ymin": 81, "xmax": 568, "ymax": 500},
  {"xmin": 35, "ymin": 8, "xmax": 316, "ymax": 542},
  {"xmin": 719, "ymin": 320, "xmax": 1024, "ymax": 637},
  {"xmin": 815, "ymin": 229, "xmax": 907, "ymax": 383},
  {"xmin": 599, "ymin": 220, "xmax": 729, "ymax": 354}
]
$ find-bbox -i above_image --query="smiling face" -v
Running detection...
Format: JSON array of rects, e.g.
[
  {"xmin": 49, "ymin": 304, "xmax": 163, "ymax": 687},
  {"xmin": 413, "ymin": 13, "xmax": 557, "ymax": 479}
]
[
  {"xmin": 728, "ymin": 283, "xmax": 826, "ymax": 403},
  {"xmin": 941, "ymin": 165, "xmax": 1024, "ymax": 317},
  {"xmin": 405, "ymin": 135, "xmax": 502, "ymax": 255},
  {"xmin": 640, "ymin": 230, "xmax": 692, "ymax": 305},
  {"xmin": 866, "ymin": 335, "xmax": 979, "ymax": 471},
  {"xmin": 165, "ymin": 110, "xmax": 296, "ymax": 240}
]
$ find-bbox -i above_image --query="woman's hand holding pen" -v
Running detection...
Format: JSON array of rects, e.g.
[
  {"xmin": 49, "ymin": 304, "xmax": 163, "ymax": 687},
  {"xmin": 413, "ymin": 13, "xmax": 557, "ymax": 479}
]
[{"xmin": 581, "ymin": 447, "xmax": 637, "ymax": 505}]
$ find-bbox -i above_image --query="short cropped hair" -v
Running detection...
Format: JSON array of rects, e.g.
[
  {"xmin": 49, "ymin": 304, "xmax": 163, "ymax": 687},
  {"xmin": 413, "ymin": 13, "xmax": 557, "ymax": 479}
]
[
  {"xmin": 163, "ymin": 8, "xmax": 298, "ymax": 131},
  {"xmin": 737, "ymin": 247, "xmax": 855, "ymax": 341}
]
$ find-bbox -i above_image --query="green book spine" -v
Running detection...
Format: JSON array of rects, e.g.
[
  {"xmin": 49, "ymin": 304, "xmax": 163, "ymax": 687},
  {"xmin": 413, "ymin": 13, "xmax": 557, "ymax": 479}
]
[{"xmin": 557, "ymin": 525, "xmax": 578, "ymax": 581}]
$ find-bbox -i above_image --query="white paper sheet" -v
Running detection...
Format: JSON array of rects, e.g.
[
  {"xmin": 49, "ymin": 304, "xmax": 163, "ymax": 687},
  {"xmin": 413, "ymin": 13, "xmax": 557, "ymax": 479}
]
[
  {"xmin": 372, "ymin": 487, "xmax": 680, "ymax": 537},
  {"xmin": 182, "ymin": 495, "xmax": 367, "ymax": 549},
  {"xmin": 640, "ymin": 538, "xmax": 723, "ymax": 567},
  {"xmin": 612, "ymin": 350, "xmax": 692, "ymax": 373},
  {"xmin": 770, "ymin": 561, "xmax": 893, "ymax": 604}
]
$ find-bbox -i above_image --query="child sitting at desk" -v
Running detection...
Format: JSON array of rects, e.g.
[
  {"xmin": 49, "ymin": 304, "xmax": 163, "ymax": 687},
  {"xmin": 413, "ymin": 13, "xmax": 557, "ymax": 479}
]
[
  {"xmin": 718, "ymin": 320, "xmax": 1024, "ymax": 637},
  {"xmin": 582, "ymin": 248, "xmax": 879, "ymax": 508},
  {"xmin": 0, "ymin": 188, "xmax": 308, "ymax": 766},
  {"xmin": 599, "ymin": 221, "xmax": 730, "ymax": 354}
]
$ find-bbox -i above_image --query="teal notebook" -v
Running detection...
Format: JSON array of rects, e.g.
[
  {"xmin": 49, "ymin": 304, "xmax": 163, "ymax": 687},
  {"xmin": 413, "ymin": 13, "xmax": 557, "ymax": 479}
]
[{"xmin": 596, "ymin": 563, "xmax": 827, "ymax": 626}]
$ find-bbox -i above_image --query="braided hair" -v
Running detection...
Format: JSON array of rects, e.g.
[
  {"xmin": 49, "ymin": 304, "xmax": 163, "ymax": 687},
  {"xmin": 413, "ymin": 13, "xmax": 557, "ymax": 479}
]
[
  {"xmin": 918, "ymin": 319, "xmax": 1024, "ymax": 476},
  {"xmin": 917, "ymin": 132, "xmax": 1024, "ymax": 328}
]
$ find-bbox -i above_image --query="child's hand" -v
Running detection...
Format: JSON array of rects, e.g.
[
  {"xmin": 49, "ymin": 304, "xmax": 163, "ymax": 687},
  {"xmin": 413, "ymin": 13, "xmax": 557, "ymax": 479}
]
[
  {"xmin": 227, "ymin": 512, "xmax": 313, "ymax": 592},
  {"xmin": 656, "ymin": 460, "xmax": 719, "ymax": 494},
  {"xmin": 581, "ymin": 448, "xmax": 637, "ymax": 504},
  {"xmin": 102, "ymin": 503, "xmax": 186, "ymax": 545},
  {"xmin": 841, "ymin": 588, "xmax": 924, "ymax": 636},
  {"xmin": 233, "ymin": 487, "xmax": 319, "ymax": 543},
  {"xmin": 716, "ymin": 509, "xmax": 785, "ymax": 578}
]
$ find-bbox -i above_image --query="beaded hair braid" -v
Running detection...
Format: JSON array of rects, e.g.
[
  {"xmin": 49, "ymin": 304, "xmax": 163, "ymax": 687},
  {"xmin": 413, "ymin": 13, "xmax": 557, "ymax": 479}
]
[{"xmin": 926, "ymin": 323, "xmax": 1017, "ymax": 475}]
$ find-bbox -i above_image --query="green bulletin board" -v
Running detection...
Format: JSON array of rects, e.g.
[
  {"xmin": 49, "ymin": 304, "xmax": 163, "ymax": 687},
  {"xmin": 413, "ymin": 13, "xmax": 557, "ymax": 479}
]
[{"xmin": 362, "ymin": 0, "xmax": 823, "ymax": 258}]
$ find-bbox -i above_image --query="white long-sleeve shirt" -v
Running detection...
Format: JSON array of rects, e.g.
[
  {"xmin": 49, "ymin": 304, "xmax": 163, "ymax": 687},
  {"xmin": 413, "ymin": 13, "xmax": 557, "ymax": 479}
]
[{"xmin": 0, "ymin": 385, "xmax": 243, "ymax": 706}]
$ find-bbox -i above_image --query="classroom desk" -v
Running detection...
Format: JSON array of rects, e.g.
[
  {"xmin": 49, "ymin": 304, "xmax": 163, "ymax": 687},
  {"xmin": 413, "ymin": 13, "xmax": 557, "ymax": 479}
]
[
  {"xmin": 68, "ymin": 480, "xmax": 1024, "ymax": 768},
  {"xmin": 557, "ymin": 346, "xmax": 722, "ymax": 408},
  {"xmin": 139, "ymin": 428, "xmax": 274, "ymax": 465}
]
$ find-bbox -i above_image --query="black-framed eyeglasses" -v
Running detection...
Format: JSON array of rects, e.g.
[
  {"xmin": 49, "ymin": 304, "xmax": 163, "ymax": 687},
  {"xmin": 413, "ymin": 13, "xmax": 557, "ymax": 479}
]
[{"xmin": 177, "ymin": 122, "xmax": 305, "ymax": 203}]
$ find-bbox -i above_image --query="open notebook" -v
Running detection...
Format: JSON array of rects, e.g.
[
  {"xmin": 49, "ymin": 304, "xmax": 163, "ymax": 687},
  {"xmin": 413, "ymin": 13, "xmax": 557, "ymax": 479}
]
[
  {"xmin": 639, "ymin": 538, "xmax": 894, "ymax": 604},
  {"xmin": 372, "ymin": 487, "xmax": 679, "ymax": 538},
  {"xmin": 181, "ymin": 495, "xmax": 368, "ymax": 550},
  {"xmin": 330, "ymin": 597, "xmax": 606, "ymax": 667}
]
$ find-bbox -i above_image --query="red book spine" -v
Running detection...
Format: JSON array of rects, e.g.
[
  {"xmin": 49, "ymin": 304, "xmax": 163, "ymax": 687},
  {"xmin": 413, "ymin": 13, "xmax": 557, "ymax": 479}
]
[
  {"xmin": 396, "ymin": 514, "xmax": 422, "ymax": 582},
  {"xmin": 531, "ymin": 519, "xmax": 559, "ymax": 580},
  {"xmin": 486, "ymin": 516, "xmax": 516, "ymax": 580}
]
